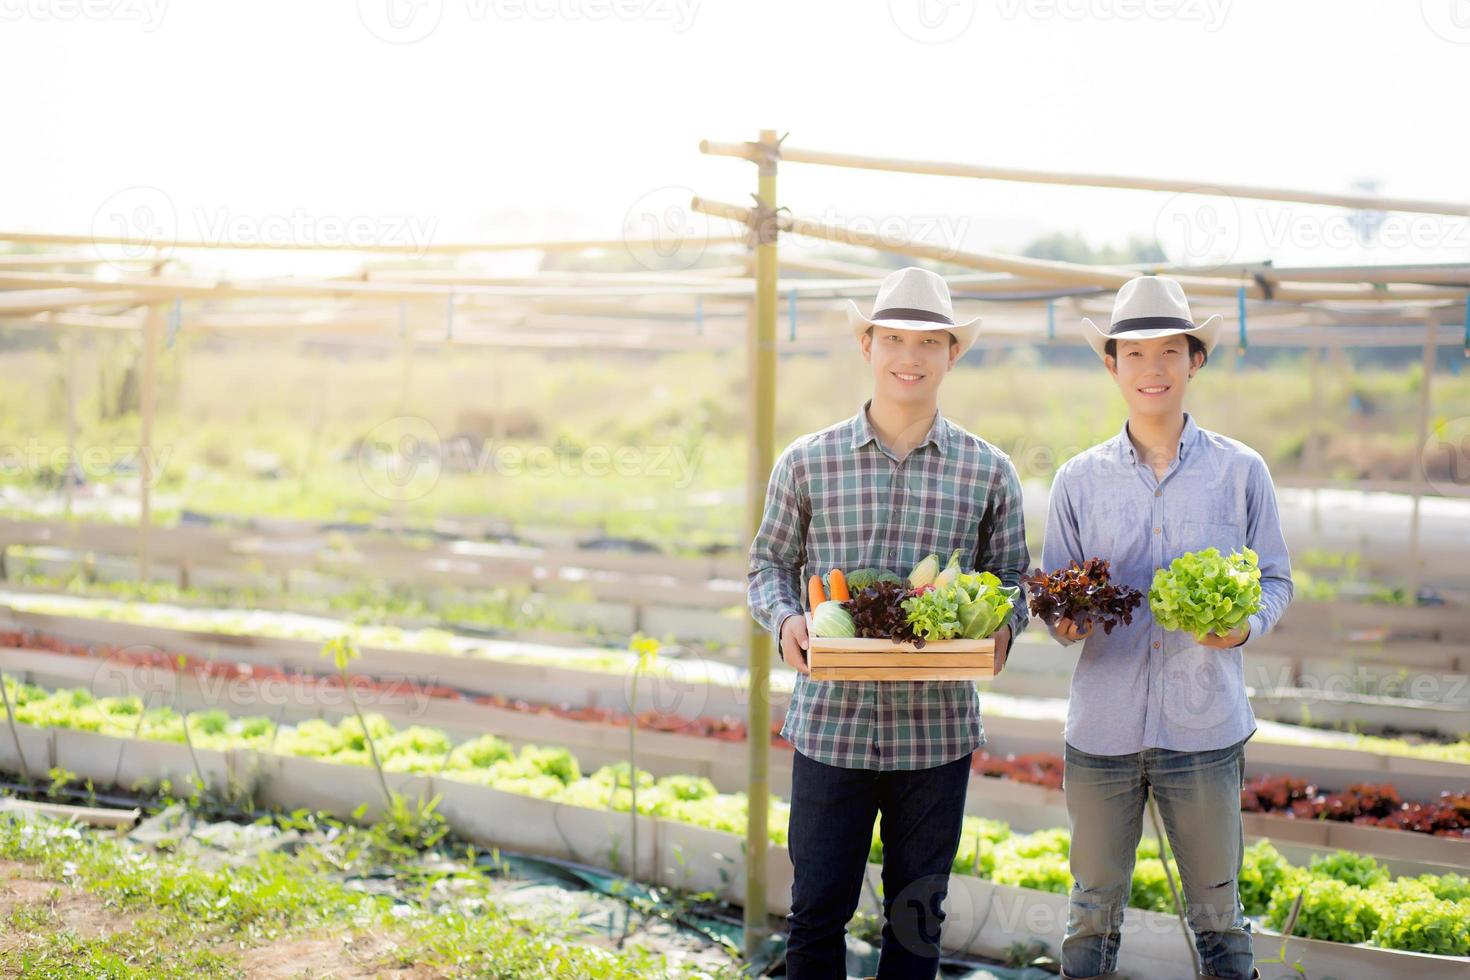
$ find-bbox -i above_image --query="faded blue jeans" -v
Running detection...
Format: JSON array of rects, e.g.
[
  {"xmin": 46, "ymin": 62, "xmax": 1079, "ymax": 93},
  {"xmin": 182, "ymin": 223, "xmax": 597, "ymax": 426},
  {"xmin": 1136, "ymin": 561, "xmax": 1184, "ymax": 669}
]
[{"xmin": 1062, "ymin": 738, "xmax": 1254, "ymax": 979}]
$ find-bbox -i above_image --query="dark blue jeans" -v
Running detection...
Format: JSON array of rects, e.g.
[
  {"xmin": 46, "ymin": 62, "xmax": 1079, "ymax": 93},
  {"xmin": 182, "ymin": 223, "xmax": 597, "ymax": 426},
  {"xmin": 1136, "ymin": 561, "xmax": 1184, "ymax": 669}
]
[{"xmin": 785, "ymin": 749, "xmax": 972, "ymax": 980}]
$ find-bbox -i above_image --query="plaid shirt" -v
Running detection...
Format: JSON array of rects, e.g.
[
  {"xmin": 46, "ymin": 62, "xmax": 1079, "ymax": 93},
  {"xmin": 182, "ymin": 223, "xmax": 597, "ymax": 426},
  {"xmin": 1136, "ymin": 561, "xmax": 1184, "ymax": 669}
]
[{"xmin": 747, "ymin": 399, "xmax": 1031, "ymax": 771}]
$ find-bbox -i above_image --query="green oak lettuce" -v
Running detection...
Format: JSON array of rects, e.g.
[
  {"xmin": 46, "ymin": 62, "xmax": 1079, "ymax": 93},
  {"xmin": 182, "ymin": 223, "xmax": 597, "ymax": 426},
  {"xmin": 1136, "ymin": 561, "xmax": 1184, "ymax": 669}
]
[
  {"xmin": 1149, "ymin": 547, "xmax": 1262, "ymax": 640},
  {"xmin": 901, "ymin": 571, "xmax": 1017, "ymax": 641}
]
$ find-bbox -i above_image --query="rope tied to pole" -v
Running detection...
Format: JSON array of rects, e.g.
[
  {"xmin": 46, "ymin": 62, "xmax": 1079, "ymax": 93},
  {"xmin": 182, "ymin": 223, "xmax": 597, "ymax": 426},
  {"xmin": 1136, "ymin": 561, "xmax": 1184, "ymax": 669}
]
[
  {"xmin": 1236, "ymin": 284, "xmax": 1248, "ymax": 357},
  {"xmin": 1462, "ymin": 292, "xmax": 1469, "ymax": 358},
  {"xmin": 165, "ymin": 296, "xmax": 183, "ymax": 349}
]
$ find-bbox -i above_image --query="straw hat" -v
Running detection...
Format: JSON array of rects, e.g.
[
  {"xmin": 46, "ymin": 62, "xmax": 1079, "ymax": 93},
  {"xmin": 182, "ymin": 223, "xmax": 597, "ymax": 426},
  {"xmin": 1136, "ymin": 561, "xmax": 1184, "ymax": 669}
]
[
  {"xmin": 846, "ymin": 266, "xmax": 982, "ymax": 357},
  {"xmin": 1082, "ymin": 275, "xmax": 1221, "ymax": 361}
]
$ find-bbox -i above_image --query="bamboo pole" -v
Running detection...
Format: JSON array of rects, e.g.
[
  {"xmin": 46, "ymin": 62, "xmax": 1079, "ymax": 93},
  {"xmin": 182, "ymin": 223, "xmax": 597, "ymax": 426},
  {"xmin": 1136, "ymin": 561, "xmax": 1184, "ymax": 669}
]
[
  {"xmin": 689, "ymin": 197, "xmax": 1468, "ymax": 303},
  {"xmin": 137, "ymin": 254, "xmax": 163, "ymax": 583},
  {"xmin": 700, "ymin": 141, "xmax": 1470, "ymax": 218},
  {"xmin": 1307, "ymin": 344, "xmax": 1324, "ymax": 536},
  {"xmin": 0, "ymin": 230, "xmax": 747, "ymax": 256},
  {"xmin": 744, "ymin": 128, "xmax": 779, "ymax": 960},
  {"xmin": 1408, "ymin": 313, "xmax": 1437, "ymax": 601},
  {"xmin": 138, "ymin": 304, "xmax": 160, "ymax": 583},
  {"xmin": 64, "ymin": 326, "xmax": 78, "ymax": 521}
]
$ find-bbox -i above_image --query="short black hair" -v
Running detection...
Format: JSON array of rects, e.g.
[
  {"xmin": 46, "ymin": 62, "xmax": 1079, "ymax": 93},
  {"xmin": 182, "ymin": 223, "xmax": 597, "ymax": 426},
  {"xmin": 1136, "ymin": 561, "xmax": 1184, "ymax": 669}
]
[{"xmin": 1105, "ymin": 334, "xmax": 1209, "ymax": 367}]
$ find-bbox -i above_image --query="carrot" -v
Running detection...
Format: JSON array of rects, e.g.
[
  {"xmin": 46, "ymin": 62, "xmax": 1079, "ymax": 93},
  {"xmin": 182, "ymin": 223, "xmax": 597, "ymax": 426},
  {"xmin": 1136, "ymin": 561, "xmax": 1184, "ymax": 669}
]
[
  {"xmin": 808, "ymin": 575, "xmax": 826, "ymax": 611},
  {"xmin": 828, "ymin": 569, "xmax": 850, "ymax": 602}
]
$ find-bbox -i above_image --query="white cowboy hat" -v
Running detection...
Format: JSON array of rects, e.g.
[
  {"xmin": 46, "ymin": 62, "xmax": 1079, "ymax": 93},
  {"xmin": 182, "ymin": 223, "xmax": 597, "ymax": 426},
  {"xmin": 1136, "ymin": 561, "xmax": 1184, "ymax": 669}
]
[
  {"xmin": 1082, "ymin": 274, "xmax": 1221, "ymax": 361},
  {"xmin": 846, "ymin": 266, "xmax": 982, "ymax": 358}
]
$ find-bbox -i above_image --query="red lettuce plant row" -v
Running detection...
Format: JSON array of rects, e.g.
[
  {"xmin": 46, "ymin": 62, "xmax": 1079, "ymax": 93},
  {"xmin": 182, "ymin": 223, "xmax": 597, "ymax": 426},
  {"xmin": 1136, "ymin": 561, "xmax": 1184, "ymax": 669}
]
[
  {"xmin": 1241, "ymin": 774, "xmax": 1470, "ymax": 839},
  {"xmin": 0, "ymin": 630, "xmax": 766, "ymax": 744}
]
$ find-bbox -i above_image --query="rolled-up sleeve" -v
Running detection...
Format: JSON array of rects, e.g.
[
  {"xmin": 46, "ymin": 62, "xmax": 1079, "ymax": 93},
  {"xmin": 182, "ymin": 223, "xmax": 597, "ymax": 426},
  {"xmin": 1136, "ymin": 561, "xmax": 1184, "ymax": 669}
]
[
  {"xmin": 747, "ymin": 446, "xmax": 808, "ymax": 641},
  {"xmin": 1242, "ymin": 455, "xmax": 1294, "ymax": 645},
  {"xmin": 1040, "ymin": 464, "xmax": 1086, "ymax": 646}
]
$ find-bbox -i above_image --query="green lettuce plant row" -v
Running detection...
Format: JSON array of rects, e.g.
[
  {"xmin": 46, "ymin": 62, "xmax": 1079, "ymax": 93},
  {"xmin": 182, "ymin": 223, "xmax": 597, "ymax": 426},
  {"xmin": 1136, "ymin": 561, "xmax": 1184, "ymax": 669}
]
[{"xmin": 3, "ymin": 678, "xmax": 1467, "ymax": 957}]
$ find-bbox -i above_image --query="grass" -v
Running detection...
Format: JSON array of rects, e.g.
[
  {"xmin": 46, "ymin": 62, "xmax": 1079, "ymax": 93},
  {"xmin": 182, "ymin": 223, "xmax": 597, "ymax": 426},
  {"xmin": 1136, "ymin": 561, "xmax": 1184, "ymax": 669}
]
[{"xmin": 0, "ymin": 808, "xmax": 744, "ymax": 979}]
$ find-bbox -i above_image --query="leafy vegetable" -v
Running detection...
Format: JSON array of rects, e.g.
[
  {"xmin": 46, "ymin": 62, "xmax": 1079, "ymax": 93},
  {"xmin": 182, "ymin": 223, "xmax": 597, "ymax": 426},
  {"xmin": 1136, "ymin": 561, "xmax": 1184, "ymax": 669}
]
[
  {"xmin": 954, "ymin": 571, "xmax": 1018, "ymax": 640},
  {"xmin": 810, "ymin": 600, "xmax": 855, "ymax": 638},
  {"xmin": 9, "ymin": 674, "xmax": 1470, "ymax": 956},
  {"xmin": 901, "ymin": 583, "xmax": 962, "ymax": 642},
  {"xmin": 902, "ymin": 570, "xmax": 1016, "ymax": 641},
  {"xmin": 1373, "ymin": 899, "xmax": 1470, "ymax": 956},
  {"xmin": 1310, "ymin": 850, "xmax": 1390, "ymax": 889},
  {"xmin": 1149, "ymin": 546, "xmax": 1263, "ymax": 640},
  {"xmin": 844, "ymin": 581, "xmax": 921, "ymax": 645},
  {"xmin": 1023, "ymin": 558, "xmax": 1143, "ymax": 636}
]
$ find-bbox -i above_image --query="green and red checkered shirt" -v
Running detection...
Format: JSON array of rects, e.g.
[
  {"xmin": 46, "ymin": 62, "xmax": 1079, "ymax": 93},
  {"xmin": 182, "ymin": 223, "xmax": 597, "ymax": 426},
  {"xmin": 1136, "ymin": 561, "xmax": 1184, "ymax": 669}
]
[{"xmin": 747, "ymin": 399, "xmax": 1031, "ymax": 771}]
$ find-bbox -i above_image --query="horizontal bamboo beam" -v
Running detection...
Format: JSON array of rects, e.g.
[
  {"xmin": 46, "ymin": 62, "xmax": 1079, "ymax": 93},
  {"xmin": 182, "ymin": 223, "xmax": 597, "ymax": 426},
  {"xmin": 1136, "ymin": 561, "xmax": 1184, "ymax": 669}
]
[
  {"xmin": 690, "ymin": 196, "xmax": 1468, "ymax": 304},
  {"xmin": 0, "ymin": 254, "xmax": 155, "ymax": 269},
  {"xmin": 1178, "ymin": 262, "xmax": 1470, "ymax": 286},
  {"xmin": 358, "ymin": 266, "xmax": 750, "ymax": 287},
  {"xmin": 0, "ymin": 230, "xmax": 747, "ymax": 256},
  {"xmin": 0, "ymin": 269, "xmax": 767, "ymax": 303},
  {"xmin": 701, "ymin": 140, "xmax": 1470, "ymax": 218},
  {"xmin": 0, "ymin": 288, "xmax": 143, "ymax": 315}
]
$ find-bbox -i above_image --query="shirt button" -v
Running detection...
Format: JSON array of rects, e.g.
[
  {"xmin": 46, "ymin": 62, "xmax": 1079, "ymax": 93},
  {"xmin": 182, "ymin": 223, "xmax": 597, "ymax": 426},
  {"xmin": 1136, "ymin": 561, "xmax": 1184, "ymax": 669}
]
[
  {"xmin": 1153, "ymin": 527, "xmax": 1161, "ymax": 534},
  {"xmin": 1155, "ymin": 490, "xmax": 1163, "ymax": 497},
  {"xmin": 1153, "ymin": 641, "xmax": 1161, "ymax": 650}
]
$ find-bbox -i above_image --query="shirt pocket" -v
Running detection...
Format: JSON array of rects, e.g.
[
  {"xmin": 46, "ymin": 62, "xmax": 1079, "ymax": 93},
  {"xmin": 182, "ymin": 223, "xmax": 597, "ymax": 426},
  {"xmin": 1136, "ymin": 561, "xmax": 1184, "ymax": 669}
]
[
  {"xmin": 913, "ymin": 488, "xmax": 978, "ymax": 556},
  {"xmin": 1174, "ymin": 519, "xmax": 1245, "ymax": 557}
]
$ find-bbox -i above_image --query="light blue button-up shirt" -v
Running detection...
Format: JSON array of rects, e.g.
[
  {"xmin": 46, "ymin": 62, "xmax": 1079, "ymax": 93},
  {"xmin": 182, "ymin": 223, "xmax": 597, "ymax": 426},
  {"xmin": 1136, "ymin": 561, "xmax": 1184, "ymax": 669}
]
[{"xmin": 1042, "ymin": 413, "xmax": 1293, "ymax": 755}]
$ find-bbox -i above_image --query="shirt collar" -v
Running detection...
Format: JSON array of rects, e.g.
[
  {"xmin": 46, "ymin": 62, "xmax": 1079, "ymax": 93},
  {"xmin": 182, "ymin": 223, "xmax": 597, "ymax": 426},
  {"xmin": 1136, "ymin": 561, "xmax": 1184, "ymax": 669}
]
[
  {"xmin": 1116, "ymin": 412, "xmax": 1201, "ymax": 464},
  {"xmin": 850, "ymin": 399, "xmax": 951, "ymax": 456}
]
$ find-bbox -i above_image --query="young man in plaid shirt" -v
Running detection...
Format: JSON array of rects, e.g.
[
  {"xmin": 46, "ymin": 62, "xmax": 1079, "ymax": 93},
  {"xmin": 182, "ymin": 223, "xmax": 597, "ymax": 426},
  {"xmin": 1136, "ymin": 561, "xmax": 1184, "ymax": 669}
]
[{"xmin": 748, "ymin": 266, "xmax": 1030, "ymax": 979}]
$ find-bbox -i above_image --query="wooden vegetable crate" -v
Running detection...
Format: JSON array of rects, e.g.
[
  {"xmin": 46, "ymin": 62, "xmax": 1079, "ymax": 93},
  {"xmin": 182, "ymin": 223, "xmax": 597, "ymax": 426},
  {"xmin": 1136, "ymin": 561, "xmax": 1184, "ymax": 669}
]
[{"xmin": 804, "ymin": 613, "xmax": 996, "ymax": 681}]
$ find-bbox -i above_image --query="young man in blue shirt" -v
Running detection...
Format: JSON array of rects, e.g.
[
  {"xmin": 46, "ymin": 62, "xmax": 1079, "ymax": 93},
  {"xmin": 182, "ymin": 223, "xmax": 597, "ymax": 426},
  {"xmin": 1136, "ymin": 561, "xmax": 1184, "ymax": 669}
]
[{"xmin": 1043, "ymin": 276, "xmax": 1293, "ymax": 980}]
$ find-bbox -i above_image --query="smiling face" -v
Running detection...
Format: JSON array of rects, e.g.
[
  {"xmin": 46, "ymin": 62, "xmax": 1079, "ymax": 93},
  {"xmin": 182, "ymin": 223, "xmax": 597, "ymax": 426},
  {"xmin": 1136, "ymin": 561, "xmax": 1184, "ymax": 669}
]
[
  {"xmin": 1104, "ymin": 334, "xmax": 1205, "ymax": 419},
  {"xmin": 861, "ymin": 326, "xmax": 959, "ymax": 405}
]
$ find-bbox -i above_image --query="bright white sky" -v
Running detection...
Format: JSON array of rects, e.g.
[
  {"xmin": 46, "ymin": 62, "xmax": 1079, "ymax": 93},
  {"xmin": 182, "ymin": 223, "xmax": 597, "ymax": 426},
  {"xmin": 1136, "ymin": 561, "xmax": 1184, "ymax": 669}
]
[{"xmin": 3, "ymin": 0, "xmax": 1467, "ymax": 275}]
